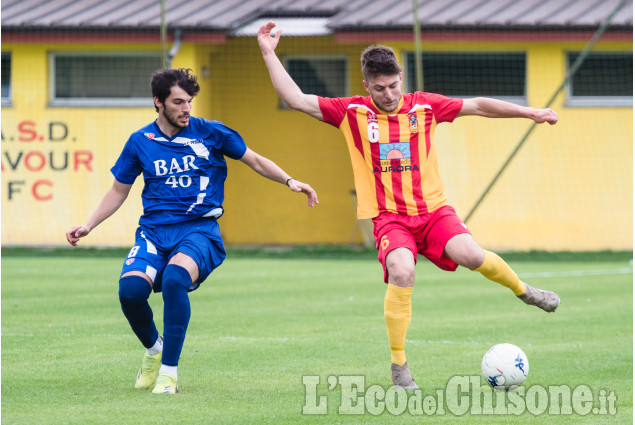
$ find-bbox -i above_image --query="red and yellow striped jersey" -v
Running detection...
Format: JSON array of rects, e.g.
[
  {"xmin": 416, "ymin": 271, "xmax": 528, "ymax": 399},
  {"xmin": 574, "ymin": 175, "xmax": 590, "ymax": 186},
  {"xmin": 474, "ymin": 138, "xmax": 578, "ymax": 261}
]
[{"xmin": 319, "ymin": 92, "xmax": 463, "ymax": 219}]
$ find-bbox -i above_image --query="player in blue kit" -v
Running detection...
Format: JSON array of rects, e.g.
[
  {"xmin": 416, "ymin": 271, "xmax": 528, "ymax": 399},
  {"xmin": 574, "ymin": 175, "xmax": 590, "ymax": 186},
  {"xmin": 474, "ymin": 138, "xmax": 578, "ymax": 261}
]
[{"xmin": 66, "ymin": 68, "xmax": 318, "ymax": 394}]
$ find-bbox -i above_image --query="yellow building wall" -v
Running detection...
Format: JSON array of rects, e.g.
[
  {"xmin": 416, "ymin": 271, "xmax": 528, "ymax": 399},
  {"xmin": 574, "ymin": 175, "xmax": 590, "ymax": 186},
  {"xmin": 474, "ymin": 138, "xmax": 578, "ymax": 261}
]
[
  {"xmin": 2, "ymin": 43, "xmax": 159, "ymax": 247},
  {"xmin": 205, "ymin": 37, "xmax": 363, "ymax": 245},
  {"xmin": 204, "ymin": 36, "xmax": 632, "ymax": 250},
  {"xmin": 1, "ymin": 37, "xmax": 632, "ymax": 250},
  {"xmin": 388, "ymin": 40, "xmax": 633, "ymax": 251}
]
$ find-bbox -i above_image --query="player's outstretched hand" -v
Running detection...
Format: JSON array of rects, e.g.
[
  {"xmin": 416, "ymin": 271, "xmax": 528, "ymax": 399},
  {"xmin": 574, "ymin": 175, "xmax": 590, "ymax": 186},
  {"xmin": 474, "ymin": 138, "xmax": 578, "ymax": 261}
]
[
  {"xmin": 258, "ymin": 21, "xmax": 282, "ymax": 54},
  {"xmin": 288, "ymin": 179, "xmax": 318, "ymax": 207},
  {"xmin": 66, "ymin": 225, "xmax": 91, "ymax": 246},
  {"xmin": 533, "ymin": 108, "xmax": 558, "ymax": 125}
]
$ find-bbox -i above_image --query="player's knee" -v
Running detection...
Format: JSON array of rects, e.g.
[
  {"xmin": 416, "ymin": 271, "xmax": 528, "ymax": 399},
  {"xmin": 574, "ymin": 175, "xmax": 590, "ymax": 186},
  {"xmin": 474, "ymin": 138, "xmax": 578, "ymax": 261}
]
[
  {"xmin": 388, "ymin": 264, "xmax": 416, "ymax": 286},
  {"xmin": 118, "ymin": 275, "xmax": 152, "ymax": 303},
  {"xmin": 161, "ymin": 264, "xmax": 192, "ymax": 294},
  {"xmin": 386, "ymin": 249, "xmax": 416, "ymax": 286},
  {"xmin": 458, "ymin": 248, "xmax": 485, "ymax": 270},
  {"xmin": 445, "ymin": 234, "xmax": 485, "ymax": 270}
]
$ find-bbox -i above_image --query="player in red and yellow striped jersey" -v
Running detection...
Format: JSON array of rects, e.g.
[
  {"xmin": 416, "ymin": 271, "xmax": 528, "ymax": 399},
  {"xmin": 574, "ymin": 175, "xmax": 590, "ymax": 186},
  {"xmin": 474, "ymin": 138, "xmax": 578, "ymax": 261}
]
[
  {"xmin": 319, "ymin": 91, "xmax": 459, "ymax": 219},
  {"xmin": 258, "ymin": 21, "xmax": 560, "ymax": 390}
]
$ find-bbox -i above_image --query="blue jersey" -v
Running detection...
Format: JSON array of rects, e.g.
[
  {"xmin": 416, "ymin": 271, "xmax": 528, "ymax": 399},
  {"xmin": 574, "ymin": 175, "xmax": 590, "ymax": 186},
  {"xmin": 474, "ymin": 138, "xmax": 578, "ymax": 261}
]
[{"xmin": 111, "ymin": 117, "xmax": 247, "ymax": 225}]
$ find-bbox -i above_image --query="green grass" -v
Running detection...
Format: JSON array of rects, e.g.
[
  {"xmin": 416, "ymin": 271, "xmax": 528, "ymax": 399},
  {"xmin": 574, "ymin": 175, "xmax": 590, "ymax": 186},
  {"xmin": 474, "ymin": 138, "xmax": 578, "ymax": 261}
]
[{"xmin": 2, "ymin": 254, "xmax": 632, "ymax": 424}]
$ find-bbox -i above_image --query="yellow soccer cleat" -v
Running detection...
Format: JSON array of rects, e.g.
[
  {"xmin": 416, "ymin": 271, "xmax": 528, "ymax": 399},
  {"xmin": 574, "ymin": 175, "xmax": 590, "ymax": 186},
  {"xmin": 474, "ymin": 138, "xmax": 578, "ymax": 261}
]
[
  {"xmin": 134, "ymin": 351, "xmax": 162, "ymax": 389},
  {"xmin": 152, "ymin": 373, "xmax": 179, "ymax": 394}
]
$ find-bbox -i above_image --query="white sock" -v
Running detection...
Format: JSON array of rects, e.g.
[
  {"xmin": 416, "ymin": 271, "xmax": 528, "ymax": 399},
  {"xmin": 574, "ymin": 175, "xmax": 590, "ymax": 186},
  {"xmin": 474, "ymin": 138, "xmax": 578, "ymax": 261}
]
[
  {"xmin": 146, "ymin": 336, "xmax": 163, "ymax": 355},
  {"xmin": 159, "ymin": 365, "xmax": 177, "ymax": 379}
]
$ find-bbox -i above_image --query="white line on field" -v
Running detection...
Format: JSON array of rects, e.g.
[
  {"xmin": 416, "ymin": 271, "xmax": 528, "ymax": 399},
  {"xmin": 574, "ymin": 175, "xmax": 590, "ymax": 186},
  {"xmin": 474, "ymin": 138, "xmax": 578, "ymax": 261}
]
[
  {"xmin": 219, "ymin": 336, "xmax": 290, "ymax": 342},
  {"xmin": 405, "ymin": 339, "xmax": 584, "ymax": 348},
  {"xmin": 518, "ymin": 267, "xmax": 632, "ymax": 279}
]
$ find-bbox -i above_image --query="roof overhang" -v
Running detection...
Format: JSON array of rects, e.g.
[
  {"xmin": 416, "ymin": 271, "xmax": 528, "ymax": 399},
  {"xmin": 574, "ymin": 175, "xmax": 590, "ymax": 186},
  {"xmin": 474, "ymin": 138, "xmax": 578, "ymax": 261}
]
[{"xmin": 231, "ymin": 17, "xmax": 332, "ymax": 37}]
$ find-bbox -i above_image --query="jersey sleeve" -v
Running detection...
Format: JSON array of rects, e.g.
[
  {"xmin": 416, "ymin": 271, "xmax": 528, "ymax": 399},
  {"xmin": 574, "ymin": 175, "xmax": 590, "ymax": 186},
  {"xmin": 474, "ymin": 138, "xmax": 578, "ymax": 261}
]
[
  {"xmin": 216, "ymin": 123, "xmax": 248, "ymax": 160},
  {"xmin": 110, "ymin": 136, "xmax": 142, "ymax": 184},
  {"xmin": 423, "ymin": 92, "xmax": 463, "ymax": 123},
  {"xmin": 318, "ymin": 96, "xmax": 352, "ymax": 127}
]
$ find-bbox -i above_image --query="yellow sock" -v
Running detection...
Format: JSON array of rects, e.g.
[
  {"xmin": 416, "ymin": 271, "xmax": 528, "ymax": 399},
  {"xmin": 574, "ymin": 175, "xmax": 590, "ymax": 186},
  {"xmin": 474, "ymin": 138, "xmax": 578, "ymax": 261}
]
[
  {"xmin": 384, "ymin": 284, "xmax": 413, "ymax": 366},
  {"xmin": 475, "ymin": 250, "xmax": 526, "ymax": 296}
]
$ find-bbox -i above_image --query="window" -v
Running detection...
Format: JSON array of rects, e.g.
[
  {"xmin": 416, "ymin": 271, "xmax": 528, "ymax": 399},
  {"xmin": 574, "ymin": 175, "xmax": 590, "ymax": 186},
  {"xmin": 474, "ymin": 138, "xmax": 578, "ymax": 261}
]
[
  {"xmin": 567, "ymin": 51, "xmax": 632, "ymax": 106},
  {"xmin": 49, "ymin": 52, "xmax": 162, "ymax": 106},
  {"xmin": 283, "ymin": 56, "xmax": 347, "ymax": 107},
  {"xmin": 405, "ymin": 52, "xmax": 526, "ymax": 103},
  {"xmin": 2, "ymin": 52, "xmax": 11, "ymax": 105}
]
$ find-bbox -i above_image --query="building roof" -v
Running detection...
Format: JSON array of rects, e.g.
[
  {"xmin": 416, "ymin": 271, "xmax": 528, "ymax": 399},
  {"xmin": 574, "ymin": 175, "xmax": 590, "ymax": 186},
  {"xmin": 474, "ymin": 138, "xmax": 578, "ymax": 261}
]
[
  {"xmin": 2, "ymin": 0, "xmax": 632, "ymax": 32},
  {"xmin": 330, "ymin": 0, "xmax": 633, "ymax": 29}
]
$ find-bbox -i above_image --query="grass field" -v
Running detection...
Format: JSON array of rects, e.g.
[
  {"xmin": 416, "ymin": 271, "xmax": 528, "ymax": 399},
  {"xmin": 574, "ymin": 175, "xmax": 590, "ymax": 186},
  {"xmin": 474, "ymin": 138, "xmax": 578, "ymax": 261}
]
[{"xmin": 2, "ymin": 251, "xmax": 632, "ymax": 424}]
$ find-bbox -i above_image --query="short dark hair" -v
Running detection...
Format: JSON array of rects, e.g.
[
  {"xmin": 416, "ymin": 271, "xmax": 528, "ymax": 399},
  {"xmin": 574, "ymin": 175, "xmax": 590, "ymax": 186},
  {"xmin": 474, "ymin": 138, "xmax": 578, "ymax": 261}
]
[
  {"xmin": 361, "ymin": 45, "xmax": 402, "ymax": 80},
  {"xmin": 151, "ymin": 68, "xmax": 200, "ymax": 112}
]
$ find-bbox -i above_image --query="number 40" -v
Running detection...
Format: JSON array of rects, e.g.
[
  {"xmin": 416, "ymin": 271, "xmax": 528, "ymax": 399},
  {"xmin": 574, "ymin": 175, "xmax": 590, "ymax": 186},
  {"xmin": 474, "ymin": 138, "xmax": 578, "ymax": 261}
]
[{"xmin": 165, "ymin": 175, "xmax": 192, "ymax": 188}]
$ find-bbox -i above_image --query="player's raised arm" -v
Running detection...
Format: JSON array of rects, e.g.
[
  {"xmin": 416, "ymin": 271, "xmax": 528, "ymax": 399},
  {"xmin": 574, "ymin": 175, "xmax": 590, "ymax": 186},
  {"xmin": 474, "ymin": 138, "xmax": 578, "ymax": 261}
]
[
  {"xmin": 66, "ymin": 180, "xmax": 132, "ymax": 246},
  {"xmin": 239, "ymin": 148, "xmax": 318, "ymax": 207},
  {"xmin": 257, "ymin": 21, "xmax": 323, "ymax": 121},
  {"xmin": 458, "ymin": 97, "xmax": 558, "ymax": 125}
]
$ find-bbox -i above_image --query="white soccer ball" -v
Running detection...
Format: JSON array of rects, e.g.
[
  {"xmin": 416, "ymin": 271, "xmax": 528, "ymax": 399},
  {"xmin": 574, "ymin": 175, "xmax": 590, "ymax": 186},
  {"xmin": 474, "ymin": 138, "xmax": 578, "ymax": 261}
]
[{"xmin": 481, "ymin": 343, "xmax": 529, "ymax": 391}]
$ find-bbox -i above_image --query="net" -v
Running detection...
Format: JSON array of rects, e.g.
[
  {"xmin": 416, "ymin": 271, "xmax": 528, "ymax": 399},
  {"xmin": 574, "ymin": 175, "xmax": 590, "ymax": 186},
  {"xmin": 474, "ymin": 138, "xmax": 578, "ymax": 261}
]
[{"xmin": 1, "ymin": 0, "xmax": 632, "ymax": 251}]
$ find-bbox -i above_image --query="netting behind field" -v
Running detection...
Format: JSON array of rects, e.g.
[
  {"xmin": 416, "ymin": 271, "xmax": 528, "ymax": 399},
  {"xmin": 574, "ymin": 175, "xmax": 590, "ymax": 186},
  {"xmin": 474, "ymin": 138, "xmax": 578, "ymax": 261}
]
[{"xmin": 1, "ymin": 0, "xmax": 632, "ymax": 250}]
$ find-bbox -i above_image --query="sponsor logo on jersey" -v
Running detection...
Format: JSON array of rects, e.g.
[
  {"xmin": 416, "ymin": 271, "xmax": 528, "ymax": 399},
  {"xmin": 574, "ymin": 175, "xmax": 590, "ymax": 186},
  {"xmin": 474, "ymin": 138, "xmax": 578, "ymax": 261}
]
[
  {"xmin": 373, "ymin": 164, "xmax": 419, "ymax": 173},
  {"xmin": 380, "ymin": 143, "xmax": 411, "ymax": 160},
  {"xmin": 126, "ymin": 258, "xmax": 135, "ymax": 265},
  {"xmin": 371, "ymin": 143, "xmax": 419, "ymax": 174},
  {"xmin": 153, "ymin": 155, "xmax": 199, "ymax": 176},
  {"xmin": 144, "ymin": 133, "xmax": 155, "ymax": 139},
  {"xmin": 374, "ymin": 143, "xmax": 418, "ymax": 174}
]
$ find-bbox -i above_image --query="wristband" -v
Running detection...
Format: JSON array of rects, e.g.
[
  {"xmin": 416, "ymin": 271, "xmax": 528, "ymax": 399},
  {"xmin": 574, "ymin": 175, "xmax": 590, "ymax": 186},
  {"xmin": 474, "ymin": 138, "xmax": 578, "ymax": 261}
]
[{"xmin": 285, "ymin": 177, "xmax": 294, "ymax": 187}]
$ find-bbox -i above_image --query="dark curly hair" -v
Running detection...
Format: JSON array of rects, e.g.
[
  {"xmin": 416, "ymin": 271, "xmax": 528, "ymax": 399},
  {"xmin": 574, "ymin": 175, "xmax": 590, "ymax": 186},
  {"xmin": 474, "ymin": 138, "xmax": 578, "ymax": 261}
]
[
  {"xmin": 360, "ymin": 45, "xmax": 402, "ymax": 80},
  {"xmin": 151, "ymin": 68, "xmax": 200, "ymax": 112}
]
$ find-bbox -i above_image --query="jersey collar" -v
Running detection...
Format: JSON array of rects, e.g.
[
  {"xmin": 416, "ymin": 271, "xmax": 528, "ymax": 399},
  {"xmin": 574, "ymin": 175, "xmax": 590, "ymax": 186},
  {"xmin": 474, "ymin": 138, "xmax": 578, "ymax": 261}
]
[
  {"xmin": 370, "ymin": 95, "xmax": 404, "ymax": 115},
  {"xmin": 153, "ymin": 120, "xmax": 187, "ymax": 141}
]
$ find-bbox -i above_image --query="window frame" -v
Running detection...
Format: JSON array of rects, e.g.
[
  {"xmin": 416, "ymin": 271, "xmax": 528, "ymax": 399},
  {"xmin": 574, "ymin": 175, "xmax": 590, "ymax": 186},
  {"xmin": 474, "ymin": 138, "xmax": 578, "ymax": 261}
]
[
  {"xmin": 281, "ymin": 54, "xmax": 349, "ymax": 109},
  {"xmin": 403, "ymin": 51, "xmax": 528, "ymax": 105},
  {"xmin": 48, "ymin": 50, "xmax": 161, "ymax": 107},
  {"xmin": 565, "ymin": 50, "xmax": 633, "ymax": 107},
  {"xmin": 2, "ymin": 51, "xmax": 12, "ymax": 107}
]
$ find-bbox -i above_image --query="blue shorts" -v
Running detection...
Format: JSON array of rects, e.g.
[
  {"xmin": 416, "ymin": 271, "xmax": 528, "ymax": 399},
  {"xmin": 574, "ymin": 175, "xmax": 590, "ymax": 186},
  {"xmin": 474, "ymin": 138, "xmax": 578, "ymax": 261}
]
[{"xmin": 119, "ymin": 217, "xmax": 226, "ymax": 292}]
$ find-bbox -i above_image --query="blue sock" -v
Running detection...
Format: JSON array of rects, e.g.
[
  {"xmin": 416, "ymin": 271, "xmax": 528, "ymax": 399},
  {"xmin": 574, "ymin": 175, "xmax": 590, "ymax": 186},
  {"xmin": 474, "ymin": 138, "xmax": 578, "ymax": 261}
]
[
  {"xmin": 119, "ymin": 276, "xmax": 159, "ymax": 348},
  {"xmin": 161, "ymin": 264, "xmax": 192, "ymax": 367}
]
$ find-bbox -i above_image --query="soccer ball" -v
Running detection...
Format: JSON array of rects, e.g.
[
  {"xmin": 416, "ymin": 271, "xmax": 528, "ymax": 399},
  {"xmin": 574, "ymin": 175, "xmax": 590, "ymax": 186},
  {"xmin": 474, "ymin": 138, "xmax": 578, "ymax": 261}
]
[{"xmin": 481, "ymin": 343, "xmax": 529, "ymax": 391}]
